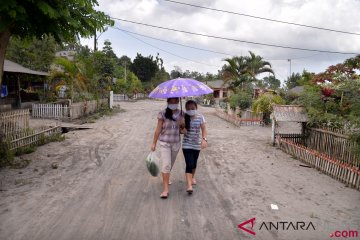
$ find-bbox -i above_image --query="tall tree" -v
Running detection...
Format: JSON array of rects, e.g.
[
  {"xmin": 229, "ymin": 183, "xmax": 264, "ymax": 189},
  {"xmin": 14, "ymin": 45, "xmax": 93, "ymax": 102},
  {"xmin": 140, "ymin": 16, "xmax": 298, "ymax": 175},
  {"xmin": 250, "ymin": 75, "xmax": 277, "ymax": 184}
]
[
  {"xmin": 131, "ymin": 53, "xmax": 158, "ymax": 82},
  {"xmin": 0, "ymin": 0, "xmax": 113, "ymax": 86},
  {"xmin": 118, "ymin": 55, "xmax": 132, "ymax": 68},
  {"xmin": 102, "ymin": 40, "xmax": 117, "ymax": 60},
  {"xmin": 223, "ymin": 52, "xmax": 275, "ymax": 91},
  {"xmin": 6, "ymin": 34, "xmax": 57, "ymax": 71},
  {"xmin": 223, "ymin": 56, "xmax": 252, "ymax": 91},
  {"xmin": 246, "ymin": 51, "xmax": 274, "ymax": 79},
  {"xmin": 261, "ymin": 75, "xmax": 281, "ymax": 89},
  {"xmin": 170, "ymin": 66, "xmax": 182, "ymax": 79},
  {"xmin": 285, "ymin": 72, "xmax": 302, "ymax": 90}
]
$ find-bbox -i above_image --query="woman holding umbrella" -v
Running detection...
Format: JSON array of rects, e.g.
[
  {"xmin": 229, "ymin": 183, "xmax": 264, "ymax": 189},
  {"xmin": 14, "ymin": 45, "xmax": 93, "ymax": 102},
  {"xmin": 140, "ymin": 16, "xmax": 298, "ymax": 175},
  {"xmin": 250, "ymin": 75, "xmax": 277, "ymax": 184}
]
[
  {"xmin": 149, "ymin": 78, "xmax": 213, "ymax": 199},
  {"xmin": 151, "ymin": 97, "xmax": 184, "ymax": 199}
]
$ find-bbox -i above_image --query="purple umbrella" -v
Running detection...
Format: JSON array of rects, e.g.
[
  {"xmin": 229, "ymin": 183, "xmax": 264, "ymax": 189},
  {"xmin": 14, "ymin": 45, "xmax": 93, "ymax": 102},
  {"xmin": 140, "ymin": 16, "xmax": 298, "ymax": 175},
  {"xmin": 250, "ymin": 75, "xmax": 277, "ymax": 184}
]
[{"xmin": 148, "ymin": 78, "xmax": 213, "ymax": 98}]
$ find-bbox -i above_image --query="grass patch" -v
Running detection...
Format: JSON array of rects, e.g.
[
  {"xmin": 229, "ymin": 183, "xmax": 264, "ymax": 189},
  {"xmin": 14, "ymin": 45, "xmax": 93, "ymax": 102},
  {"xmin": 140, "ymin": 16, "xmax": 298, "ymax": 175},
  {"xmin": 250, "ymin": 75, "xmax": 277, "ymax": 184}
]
[
  {"xmin": 15, "ymin": 146, "xmax": 36, "ymax": 156},
  {"xmin": 10, "ymin": 159, "xmax": 32, "ymax": 169},
  {"xmin": 0, "ymin": 131, "xmax": 65, "ymax": 168},
  {"xmin": 0, "ymin": 140, "xmax": 14, "ymax": 167}
]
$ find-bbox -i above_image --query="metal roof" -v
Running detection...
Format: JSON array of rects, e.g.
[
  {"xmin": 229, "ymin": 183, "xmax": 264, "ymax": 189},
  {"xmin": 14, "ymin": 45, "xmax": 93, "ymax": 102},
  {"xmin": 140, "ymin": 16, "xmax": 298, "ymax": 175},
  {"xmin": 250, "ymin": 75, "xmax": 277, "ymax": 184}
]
[
  {"xmin": 206, "ymin": 80, "xmax": 229, "ymax": 89},
  {"xmin": 289, "ymin": 86, "xmax": 305, "ymax": 95},
  {"xmin": 273, "ymin": 105, "xmax": 309, "ymax": 122},
  {"xmin": 4, "ymin": 60, "xmax": 49, "ymax": 76}
]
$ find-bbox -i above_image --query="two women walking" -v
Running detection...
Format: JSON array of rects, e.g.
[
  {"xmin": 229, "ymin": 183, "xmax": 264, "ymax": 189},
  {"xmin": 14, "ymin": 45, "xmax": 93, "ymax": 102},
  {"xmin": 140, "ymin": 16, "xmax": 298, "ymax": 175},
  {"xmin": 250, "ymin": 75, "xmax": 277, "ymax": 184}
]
[{"xmin": 151, "ymin": 97, "xmax": 207, "ymax": 199}]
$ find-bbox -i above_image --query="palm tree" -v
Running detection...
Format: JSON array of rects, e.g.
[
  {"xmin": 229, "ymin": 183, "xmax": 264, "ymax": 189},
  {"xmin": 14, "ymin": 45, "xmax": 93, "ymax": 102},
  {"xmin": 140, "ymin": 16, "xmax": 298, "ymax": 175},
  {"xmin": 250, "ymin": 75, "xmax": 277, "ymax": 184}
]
[
  {"xmin": 223, "ymin": 52, "xmax": 274, "ymax": 91},
  {"xmin": 245, "ymin": 51, "xmax": 274, "ymax": 80},
  {"xmin": 50, "ymin": 57, "xmax": 88, "ymax": 102},
  {"xmin": 223, "ymin": 56, "xmax": 251, "ymax": 91}
]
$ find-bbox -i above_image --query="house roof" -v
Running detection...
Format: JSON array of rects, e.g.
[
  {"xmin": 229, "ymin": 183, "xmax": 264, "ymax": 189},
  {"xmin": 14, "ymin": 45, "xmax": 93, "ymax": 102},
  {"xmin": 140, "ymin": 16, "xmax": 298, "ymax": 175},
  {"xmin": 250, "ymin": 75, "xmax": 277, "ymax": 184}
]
[
  {"xmin": 4, "ymin": 60, "xmax": 49, "ymax": 76},
  {"xmin": 273, "ymin": 105, "xmax": 309, "ymax": 122},
  {"xmin": 289, "ymin": 86, "xmax": 304, "ymax": 95},
  {"xmin": 206, "ymin": 80, "xmax": 229, "ymax": 89}
]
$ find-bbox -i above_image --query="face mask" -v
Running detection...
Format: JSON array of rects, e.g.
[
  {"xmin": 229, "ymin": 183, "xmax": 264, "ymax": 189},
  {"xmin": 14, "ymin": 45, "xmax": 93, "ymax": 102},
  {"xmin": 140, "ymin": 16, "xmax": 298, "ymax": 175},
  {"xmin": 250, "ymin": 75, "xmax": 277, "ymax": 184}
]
[
  {"xmin": 168, "ymin": 104, "xmax": 178, "ymax": 110},
  {"xmin": 186, "ymin": 110, "xmax": 197, "ymax": 116}
]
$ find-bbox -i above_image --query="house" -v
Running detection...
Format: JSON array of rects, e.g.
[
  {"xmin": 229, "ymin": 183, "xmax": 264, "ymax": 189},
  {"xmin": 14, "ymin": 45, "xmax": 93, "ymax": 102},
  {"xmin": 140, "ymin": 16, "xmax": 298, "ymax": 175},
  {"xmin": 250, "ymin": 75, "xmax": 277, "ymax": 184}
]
[
  {"xmin": 288, "ymin": 86, "xmax": 305, "ymax": 95},
  {"xmin": 206, "ymin": 80, "xmax": 230, "ymax": 99},
  {"xmin": 253, "ymin": 87, "xmax": 277, "ymax": 99},
  {"xmin": 55, "ymin": 50, "xmax": 75, "ymax": 61},
  {"xmin": 0, "ymin": 60, "xmax": 48, "ymax": 111}
]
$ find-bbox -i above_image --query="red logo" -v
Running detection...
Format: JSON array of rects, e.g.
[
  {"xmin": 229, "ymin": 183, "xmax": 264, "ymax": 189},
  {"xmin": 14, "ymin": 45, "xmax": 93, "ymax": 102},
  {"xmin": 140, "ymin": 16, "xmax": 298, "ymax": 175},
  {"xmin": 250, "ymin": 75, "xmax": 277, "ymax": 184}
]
[{"xmin": 238, "ymin": 217, "xmax": 256, "ymax": 236}]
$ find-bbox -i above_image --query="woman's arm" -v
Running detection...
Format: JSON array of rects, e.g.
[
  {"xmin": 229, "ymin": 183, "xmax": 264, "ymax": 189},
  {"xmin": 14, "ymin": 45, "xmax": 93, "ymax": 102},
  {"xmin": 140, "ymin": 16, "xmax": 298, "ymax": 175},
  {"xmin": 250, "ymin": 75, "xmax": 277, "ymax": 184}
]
[
  {"xmin": 151, "ymin": 119, "xmax": 163, "ymax": 151},
  {"xmin": 200, "ymin": 123, "xmax": 207, "ymax": 149}
]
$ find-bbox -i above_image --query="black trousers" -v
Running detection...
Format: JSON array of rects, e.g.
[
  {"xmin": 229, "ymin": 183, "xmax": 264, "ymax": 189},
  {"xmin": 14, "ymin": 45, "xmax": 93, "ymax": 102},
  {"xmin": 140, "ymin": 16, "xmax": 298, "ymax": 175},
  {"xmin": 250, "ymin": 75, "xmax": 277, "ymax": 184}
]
[{"xmin": 182, "ymin": 148, "xmax": 200, "ymax": 173}]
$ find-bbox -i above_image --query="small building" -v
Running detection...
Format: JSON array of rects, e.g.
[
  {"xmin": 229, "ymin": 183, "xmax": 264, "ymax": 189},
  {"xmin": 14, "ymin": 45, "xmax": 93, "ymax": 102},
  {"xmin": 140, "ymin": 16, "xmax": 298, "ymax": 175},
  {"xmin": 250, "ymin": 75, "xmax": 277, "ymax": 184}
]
[
  {"xmin": 55, "ymin": 50, "xmax": 75, "ymax": 61},
  {"xmin": 253, "ymin": 87, "xmax": 277, "ymax": 99},
  {"xmin": 206, "ymin": 80, "xmax": 230, "ymax": 99},
  {"xmin": 271, "ymin": 105, "xmax": 309, "ymax": 145},
  {"xmin": 0, "ymin": 60, "xmax": 48, "ymax": 111},
  {"xmin": 288, "ymin": 86, "xmax": 305, "ymax": 95}
]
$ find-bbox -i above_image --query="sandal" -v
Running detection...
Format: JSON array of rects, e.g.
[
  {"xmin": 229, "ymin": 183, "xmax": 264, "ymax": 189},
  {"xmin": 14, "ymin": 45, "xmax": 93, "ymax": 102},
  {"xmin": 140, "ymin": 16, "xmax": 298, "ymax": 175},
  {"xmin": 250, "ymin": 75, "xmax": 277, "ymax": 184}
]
[
  {"xmin": 160, "ymin": 192, "xmax": 169, "ymax": 199},
  {"xmin": 192, "ymin": 179, "xmax": 197, "ymax": 185},
  {"xmin": 186, "ymin": 188, "xmax": 193, "ymax": 194}
]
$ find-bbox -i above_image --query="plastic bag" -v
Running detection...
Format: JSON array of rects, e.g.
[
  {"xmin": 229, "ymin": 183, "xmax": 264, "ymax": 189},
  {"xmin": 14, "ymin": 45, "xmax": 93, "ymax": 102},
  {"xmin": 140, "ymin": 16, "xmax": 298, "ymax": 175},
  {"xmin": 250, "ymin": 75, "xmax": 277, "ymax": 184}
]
[{"xmin": 146, "ymin": 151, "xmax": 160, "ymax": 177}]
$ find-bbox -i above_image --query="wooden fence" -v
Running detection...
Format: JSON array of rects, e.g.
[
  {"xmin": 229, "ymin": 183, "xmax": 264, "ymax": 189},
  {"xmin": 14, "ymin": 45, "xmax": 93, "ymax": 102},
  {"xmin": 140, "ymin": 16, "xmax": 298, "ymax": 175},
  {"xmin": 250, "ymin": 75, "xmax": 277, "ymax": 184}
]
[
  {"xmin": 277, "ymin": 133, "xmax": 304, "ymax": 144},
  {"xmin": 32, "ymin": 99, "xmax": 109, "ymax": 119},
  {"xmin": 306, "ymin": 128, "xmax": 358, "ymax": 165},
  {"xmin": 133, "ymin": 93, "xmax": 145, "ymax": 99},
  {"xmin": 7, "ymin": 126, "xmax": 61, "ymax": 150},
  {"xmin": 278, "ymin": 136, "xmax": 360, "ymax": 190},
  {"xmin": 215, "ymin": 108, "xmax": 263, "ymax": 126},
  {"xmin": 0, "ymin": 109, "xmax": 30, "ymax": 136},
  {"xmin": 240, "ymin": 110, "xmax": 263, "ymax": 126},
  {"xmin": 70, "ymin": 99, "xmax": 108, "ymax": 119},
  {"xmin": 32, "ymin": 103, "xmax": 69, "ymax": 119},
  {"xmin": 113, "ymin": 94, "xmax": 129, "ymax": 101}
]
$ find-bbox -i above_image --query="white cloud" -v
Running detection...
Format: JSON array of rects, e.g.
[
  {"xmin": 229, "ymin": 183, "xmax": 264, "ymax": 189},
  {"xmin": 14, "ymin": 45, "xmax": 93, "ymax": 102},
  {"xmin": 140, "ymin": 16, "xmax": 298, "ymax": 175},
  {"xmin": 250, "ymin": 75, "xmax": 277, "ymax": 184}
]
[{"xmin": 91, "ymin": 0, "xmax": 360, "ymax": 81}]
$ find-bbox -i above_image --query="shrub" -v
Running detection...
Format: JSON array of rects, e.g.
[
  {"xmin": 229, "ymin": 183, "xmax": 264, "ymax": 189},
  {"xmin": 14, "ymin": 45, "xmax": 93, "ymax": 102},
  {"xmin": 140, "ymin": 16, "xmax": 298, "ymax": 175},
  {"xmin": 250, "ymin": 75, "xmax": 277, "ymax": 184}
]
[{"xmin": 229, "ymin": 91, "xmax": 253, "ymax": 110}]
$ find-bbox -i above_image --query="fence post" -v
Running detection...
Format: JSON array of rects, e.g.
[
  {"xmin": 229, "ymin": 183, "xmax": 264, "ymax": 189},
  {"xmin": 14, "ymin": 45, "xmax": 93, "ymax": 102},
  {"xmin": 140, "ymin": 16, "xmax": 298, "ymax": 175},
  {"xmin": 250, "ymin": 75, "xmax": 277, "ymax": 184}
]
[
  {"xmin": 69, "ymin": 99, "xmax": 73, "ymax": 119},
  {"xmin": 109, "ymin": 91, "xmax": 113, "ymax": 109},
  {"xmin": 271, "ymin": 117, "xmax": 276, "ymax": 145}
]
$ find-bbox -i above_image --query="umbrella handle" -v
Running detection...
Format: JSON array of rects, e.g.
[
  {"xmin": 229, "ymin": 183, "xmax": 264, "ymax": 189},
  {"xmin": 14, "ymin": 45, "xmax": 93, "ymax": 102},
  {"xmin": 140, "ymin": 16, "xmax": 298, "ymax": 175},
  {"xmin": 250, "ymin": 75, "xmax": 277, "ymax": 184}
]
[{"xmin": 180, "ymin": 98, "xmax": 183, "ymax": 113}]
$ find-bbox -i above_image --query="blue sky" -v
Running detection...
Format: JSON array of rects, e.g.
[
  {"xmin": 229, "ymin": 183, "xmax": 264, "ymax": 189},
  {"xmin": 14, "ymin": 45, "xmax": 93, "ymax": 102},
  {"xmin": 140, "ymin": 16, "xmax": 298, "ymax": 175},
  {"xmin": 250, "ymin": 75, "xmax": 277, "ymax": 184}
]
[{"xmin": 81, "ymin": 0, "xmax": 360, "ymax": 84}]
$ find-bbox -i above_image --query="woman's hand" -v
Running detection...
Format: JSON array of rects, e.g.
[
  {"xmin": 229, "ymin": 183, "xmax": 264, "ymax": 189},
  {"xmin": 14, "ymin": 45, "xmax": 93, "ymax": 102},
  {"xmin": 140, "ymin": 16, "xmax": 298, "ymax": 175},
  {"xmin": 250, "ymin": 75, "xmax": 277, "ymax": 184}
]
[
  {"xmin": 151, "ymin": 143, "xmax": 156, "ymax": 151},
  {"xmin": 180, "ymin": 128, "xmax": 187, "ymax": 134},
  {"xmin": 201, "ymin": 139, "xmax": 207, "ymax": 149}
]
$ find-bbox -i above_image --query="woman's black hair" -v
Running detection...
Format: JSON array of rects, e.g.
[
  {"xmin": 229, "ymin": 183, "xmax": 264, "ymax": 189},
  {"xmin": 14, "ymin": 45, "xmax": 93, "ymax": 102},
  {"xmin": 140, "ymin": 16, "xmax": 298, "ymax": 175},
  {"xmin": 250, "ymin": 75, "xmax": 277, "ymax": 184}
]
[
  {"xmin": 184, "ymin": 100, "xmax": 198, "ymax": 131},
  {"xmin": 164, "ymin": 98, "xmax": 179, "ymax": 121}
]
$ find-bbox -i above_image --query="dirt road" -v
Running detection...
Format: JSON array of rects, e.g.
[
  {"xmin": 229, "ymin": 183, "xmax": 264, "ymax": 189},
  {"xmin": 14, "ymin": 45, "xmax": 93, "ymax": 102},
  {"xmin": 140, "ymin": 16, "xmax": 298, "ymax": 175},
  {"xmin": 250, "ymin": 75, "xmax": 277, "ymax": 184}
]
[{"xmin": 0, "ymin": 100, "xmax": 359, "ymax": 240}]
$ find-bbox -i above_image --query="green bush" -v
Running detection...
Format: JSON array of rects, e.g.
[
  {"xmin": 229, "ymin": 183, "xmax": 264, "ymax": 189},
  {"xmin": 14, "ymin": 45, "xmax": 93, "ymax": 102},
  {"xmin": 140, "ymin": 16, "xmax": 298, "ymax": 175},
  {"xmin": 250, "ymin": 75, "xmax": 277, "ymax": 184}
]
[
  {"xmin": 0, "ymin": 141, "xmax": 14, "ymax": 167},
  {"xmin": 229, "ymin": 91, "xmax": 253, "ymax": 110},
  {"xmin": 252, "ymin": 92, "xmax": 285, "ymax": 114}
]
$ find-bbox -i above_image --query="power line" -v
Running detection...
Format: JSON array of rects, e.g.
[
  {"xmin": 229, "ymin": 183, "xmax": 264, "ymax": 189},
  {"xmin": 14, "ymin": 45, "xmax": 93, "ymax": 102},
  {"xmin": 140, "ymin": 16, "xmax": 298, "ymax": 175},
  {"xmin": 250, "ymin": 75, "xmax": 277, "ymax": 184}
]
[
  {"xmin": 117, "ymin": 27, "xmax": 222, "ymax": 68},
  {"xmin": 164, "ymin": 0, "xmax": 360, "ymax": 36},
  {"xmin": 110, "ymin": 17, "xmax": 359, "ymax": 55},
  {"xmin": 113, "ymin": 27, "xmax": 232, "ymax": 56},
  {"xmin": 113, "ymin": 26, "xmax": 322, "ymax": 61}
]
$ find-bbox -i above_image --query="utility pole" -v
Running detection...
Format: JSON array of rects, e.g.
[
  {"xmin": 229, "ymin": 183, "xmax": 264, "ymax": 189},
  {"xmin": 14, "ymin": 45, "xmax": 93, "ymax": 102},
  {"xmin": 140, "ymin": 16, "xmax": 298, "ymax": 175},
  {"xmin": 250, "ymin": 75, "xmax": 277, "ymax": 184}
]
[
  {"xmin": 94, "ymin": 27, "xmax": 108, "ymax": 52},
  {"xmin": 287, "ymin": 59, "xmax": 292, "ymax": 77},
  {"xmin": 94, "ymin": 31, "xmax": 97, "ymax": 51},
  {"xmin": 124, "ymin": 62, "xmax": 127, "ymax": 81}
]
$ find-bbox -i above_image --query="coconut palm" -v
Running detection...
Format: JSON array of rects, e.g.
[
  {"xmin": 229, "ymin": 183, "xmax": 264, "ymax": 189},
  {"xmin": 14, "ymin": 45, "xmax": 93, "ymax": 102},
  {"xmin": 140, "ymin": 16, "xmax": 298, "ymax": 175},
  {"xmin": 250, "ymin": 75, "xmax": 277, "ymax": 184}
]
[
  {"xmin": 223, "ymin": 56, "xmax": 252, "ymax": 91},
  {"xmin": 245, "ymin": 51, "xmax": 274, "ymax": 79},
  {"xmin": 223, "ymin": 52, "xmax": 274, "ymax": 91}
]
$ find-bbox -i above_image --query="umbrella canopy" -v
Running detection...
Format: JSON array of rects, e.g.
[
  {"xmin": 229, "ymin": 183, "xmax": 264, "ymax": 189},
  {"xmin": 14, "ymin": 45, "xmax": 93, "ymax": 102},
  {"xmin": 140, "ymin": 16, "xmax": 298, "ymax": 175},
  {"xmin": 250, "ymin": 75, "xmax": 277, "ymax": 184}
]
[{"xmin": 148, "ymin": 78, "xmax": 213, "ymax": 98}]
